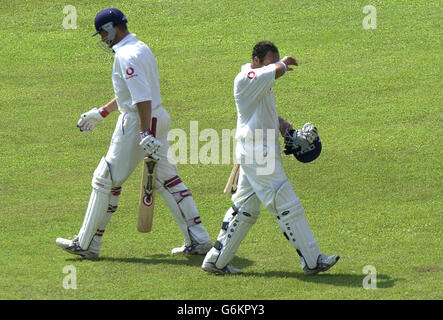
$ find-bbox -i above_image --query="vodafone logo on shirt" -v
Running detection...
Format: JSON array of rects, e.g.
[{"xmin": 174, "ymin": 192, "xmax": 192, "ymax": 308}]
[
  {"xmin": 125, "ymin": 67, "xmax": 138, "ymax": 80},
  {"xmin": 247, "ymin": 71, "xmax": 256, "ymax": 79}
]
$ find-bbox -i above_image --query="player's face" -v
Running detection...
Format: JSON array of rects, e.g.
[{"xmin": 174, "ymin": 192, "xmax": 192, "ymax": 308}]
[
  {"xmin": 254, "ymin": 51, "xmax": 280, "ymax": 68},
  {"xmin": 99, "ymin": 30, "xmax": 111, "ymax": 47}
]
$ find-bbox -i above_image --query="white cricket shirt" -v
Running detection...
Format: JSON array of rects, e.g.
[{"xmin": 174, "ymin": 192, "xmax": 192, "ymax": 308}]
[
  {"xmin": 112, "ymin": 34, "xmax": 162, "ymax": 113},
  {"xmin": 234, "ymin": 63, "xmax": 279, "ymax": 144}
]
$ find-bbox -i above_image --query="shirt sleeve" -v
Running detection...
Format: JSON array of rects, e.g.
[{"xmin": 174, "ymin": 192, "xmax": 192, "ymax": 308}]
[
  {"xmin": 252, "ymin": 63, "xmax": 276, "ymax": 91},
  {"xmin": 118, "ymin": 55, "xmax": 152, "ymax": 105},
  {"xmin": 235, "ymin": 64, "xmax": 276, "ymax": 102}
]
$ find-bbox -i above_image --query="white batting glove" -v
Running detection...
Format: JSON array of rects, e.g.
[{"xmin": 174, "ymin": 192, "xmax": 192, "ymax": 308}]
[
  {"xmin": 139, "ymin": 130, "xmax": 162, "ymax": 160},
  {"xmin": 77, "ymin": 107, "xmax": 109, "ymax": 132},
  {"xmin": 301, "ymin": 122, "xmax": 319, "ymax": 144},
  {"xmin": 283, "ymin": 126, "xmax": 315, "ymax": 155}
]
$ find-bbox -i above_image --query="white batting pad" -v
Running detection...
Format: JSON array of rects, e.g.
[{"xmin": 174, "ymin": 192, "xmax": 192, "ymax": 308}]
[
  {"xmin": 158, "ymin": 179, "xmax": 209, "ymax": 246},
  {"xmin": 207, "ymin": 195, "xmax": 260, "ymax": 269},
  {"xmin": 275, "ymin": 181, "xmax": 320, "ymax": 269},
  {"xmin": 214, "ymin": 211, "xmax": 257, "ymax": 269},
  {"xmin": 78, "ymin": 157, "xmax": 112, "ymax": 249}
]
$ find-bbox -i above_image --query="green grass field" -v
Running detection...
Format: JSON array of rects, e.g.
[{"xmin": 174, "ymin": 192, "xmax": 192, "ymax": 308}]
[{"xmin": 0, "ymin": 0, "xmax": 441, "ymax": 300}]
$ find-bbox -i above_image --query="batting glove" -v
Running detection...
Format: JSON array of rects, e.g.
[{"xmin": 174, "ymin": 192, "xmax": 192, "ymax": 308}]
[
  {"xmin": 139, "ymin": 130, "xmax": 162, "ymax": 160},
  {"xmin": 283, "ymin": 127, "xmax": 317, "ymax": 156},
  {"xmin": 77, "ymin": 107, "xmax": 109, "ymax": 132},
  {"xmin": 301, "ymin": 123, "xmax": 318, "ymax": 144}
]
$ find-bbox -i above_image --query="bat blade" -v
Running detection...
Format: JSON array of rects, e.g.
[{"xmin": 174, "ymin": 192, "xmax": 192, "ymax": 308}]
[
  {"xmin": 137, "ymin": 117, "xmax": 158, "ymax": 233},
  {"xmin": 137, "ymin": 156, "xmax": 158, "ymax": 232}
]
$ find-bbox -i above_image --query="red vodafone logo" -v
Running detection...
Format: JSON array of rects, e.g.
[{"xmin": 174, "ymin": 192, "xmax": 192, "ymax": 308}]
[
  {"xmin": 125, "ymin": 67, "xmax": 138, "ymax": 80},
  {"xmin": 126, "ymin": 67, "xmax": 135, "ymax": 76},
  {"xmin": 247, "ymin": 71, "xmax": 256, "ymax": 79}
]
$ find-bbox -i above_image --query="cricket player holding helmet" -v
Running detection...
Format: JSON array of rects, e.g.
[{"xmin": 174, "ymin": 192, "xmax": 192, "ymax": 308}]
[
  {"xmin": 56, "ymin": 8, "xmax": 212, "ymax": 259},
  {"xmin": 202, "ymin": 41, "xmax": 339, "ymax": 275}
]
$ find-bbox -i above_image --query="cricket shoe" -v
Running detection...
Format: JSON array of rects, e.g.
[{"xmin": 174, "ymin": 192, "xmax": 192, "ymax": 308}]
[
  {"xmin": 171, "ymin": 241, "xmax": 212, "ymax": 256},
  {"xmin": 56, "ymin": 236, "xmax": 99, "ymax": 260},
  {"xmin": 303, "ymin": 254, "xmax": 340, "ymax": 275},
  {"xmin": 201, "ymin": 261, "xmax": 243, "ymax": 275}
]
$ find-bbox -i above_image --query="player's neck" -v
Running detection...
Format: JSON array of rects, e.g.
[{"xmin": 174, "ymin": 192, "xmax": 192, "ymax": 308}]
[
  {"xmin": 113, "ymin": 31, "xmax": 130, "ymax": 45},
  {"xmin": 251, "ymin": 62, "xmax": 264, "ymax": 69}
]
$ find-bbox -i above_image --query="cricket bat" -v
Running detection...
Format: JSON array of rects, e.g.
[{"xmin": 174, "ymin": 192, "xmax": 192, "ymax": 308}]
[
  {"xmin": 223, "ymin": 163, "xmax": 240, "ymax": 196},
  {"xmin": 137, "ymin": 117, "xmax": 158, "ymax": 232}
]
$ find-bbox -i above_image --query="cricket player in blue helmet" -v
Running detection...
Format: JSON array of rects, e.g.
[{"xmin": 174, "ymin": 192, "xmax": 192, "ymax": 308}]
[{"xmin": 56, "ymin": 8, "xmax": 212, "ymax": 259}]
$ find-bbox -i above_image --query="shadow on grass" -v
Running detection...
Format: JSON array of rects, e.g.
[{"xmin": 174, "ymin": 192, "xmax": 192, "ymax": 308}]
[
  {"xmin": 242, "ymin": 271, "xmax": 401, "ymax": 289},
  {"xmin": 66, "ymin": 254, "xmax": 255, "ymax": 269},
  {"xmin": 65, "ymin": 255, "xmax": 399, "ymax": 288}
]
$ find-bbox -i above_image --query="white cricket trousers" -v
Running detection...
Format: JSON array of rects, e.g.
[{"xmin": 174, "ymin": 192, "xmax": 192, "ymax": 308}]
[{"xmin": 232, "ymin": 141, "xmax": 288, "ymax": 212}]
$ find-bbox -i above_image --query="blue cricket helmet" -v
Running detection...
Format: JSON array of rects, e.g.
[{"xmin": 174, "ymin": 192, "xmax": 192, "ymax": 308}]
[
  {"xmin": 294, "ymin": 137, "xmax": 322, "ymax": 163},
  {"xmin": 283, "ymin": 130, "xmax": 322, "ymax": 163},
  {"xmin": 92, "ymin": 8, "xmax": 128, "ymax": 36}
]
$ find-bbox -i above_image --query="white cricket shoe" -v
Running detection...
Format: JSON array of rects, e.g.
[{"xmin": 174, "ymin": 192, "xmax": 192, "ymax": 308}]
[
  {"xmin": 56, "ymin": 236, "xmax": 99, "ymax": 260},
  {"xmin": 171, "ymin": 241, "xmax": 212, "ymax": 256},
  {"xmin": 303, "ymin": 254, "xmax": 340, "ymax": 275},
  {"xmin": 201, "ymin": 261, "xmax": 243, "ymax": 275}
]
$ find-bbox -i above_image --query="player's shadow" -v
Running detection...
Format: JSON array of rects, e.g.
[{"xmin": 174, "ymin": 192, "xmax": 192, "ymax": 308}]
[
  {"xmin": 67, "ymin": 254, "xmax": 256, "ymax": 269},
  {"xmin": 242, "ymin": 270, "xmax": 400, "ymax": 289}
]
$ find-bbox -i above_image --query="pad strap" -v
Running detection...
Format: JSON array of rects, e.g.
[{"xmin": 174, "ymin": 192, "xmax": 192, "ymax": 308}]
[{"xmin": 164, "ymin": 176, "xmax": 182, "ymax": 189}]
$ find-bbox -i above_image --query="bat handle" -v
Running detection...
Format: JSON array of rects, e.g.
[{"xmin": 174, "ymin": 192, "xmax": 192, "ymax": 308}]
[
  {"xmin": 151, "ymin": 117, "xmax": 157, "ymax": 137},
  {"xmin": 145, "ymin": 117, "xmax": 158, "ymax": 161}
]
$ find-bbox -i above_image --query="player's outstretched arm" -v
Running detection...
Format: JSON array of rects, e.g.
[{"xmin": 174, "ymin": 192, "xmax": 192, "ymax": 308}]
[{"xmin": 275, "ymin": 56, "xmax": 298, "ymax": 79}]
